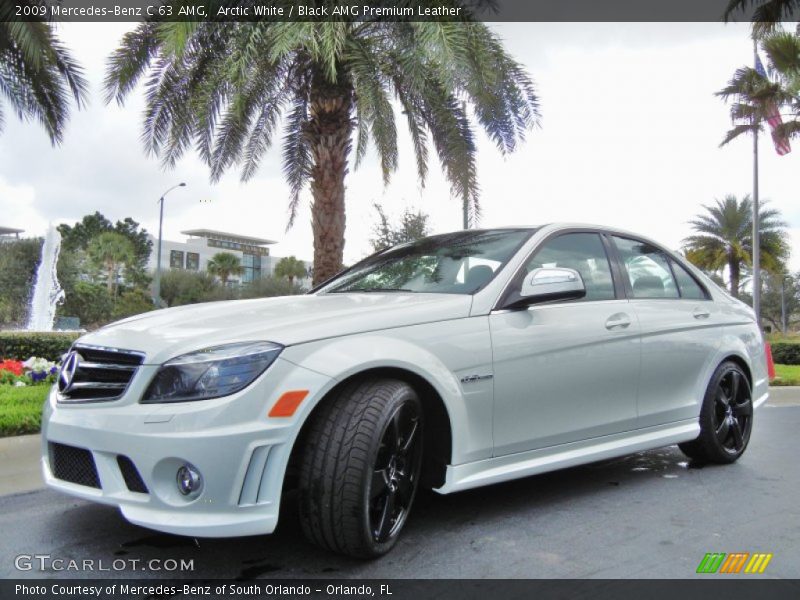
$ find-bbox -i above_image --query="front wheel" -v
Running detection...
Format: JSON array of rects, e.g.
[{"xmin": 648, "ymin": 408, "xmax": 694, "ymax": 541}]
[
  {"xmin": 297, "ymin": 379, "xmax": 423, "ymax": 558},
  {"xmin": 679, "ymin": 361, "xmax": 753, "ymax": 464}
]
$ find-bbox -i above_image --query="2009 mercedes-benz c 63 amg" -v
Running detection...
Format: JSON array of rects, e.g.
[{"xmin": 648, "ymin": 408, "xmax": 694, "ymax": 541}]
[{"xmin": 42, "ymin": 224, "xmax": 768, "ymax": 557}]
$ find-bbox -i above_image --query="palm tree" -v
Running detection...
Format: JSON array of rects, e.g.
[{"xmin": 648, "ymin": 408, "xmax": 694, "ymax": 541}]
[
  {"xmin": 716, "ymin": 61, "xmax": 792, "ymax": 148},
  {"xmin": 717, "ymin": 32, "xmax": 799, "ymax": 148},
  {"xmin": 723, "ymin": 1, "xmax": 800, "ymax": 37},
  {"xmin": 682, "ymin": 195, "xmax": 789, "ymax": 298},
  {"xmin": 760, "ymin": 31, "xmax": 800, "ymax": 141},
  {"xmin": 104, "ymin": 17, "xmax": 540, "ymax": 285},
  {"xmin": 87, "ymin": 232, "xmax": 136, "ymax": 297},
  {"xmin": 0, "ymin": 0, "xmax": 87, "ymax": 144},
  {"xmin": 207, "ymin": 252, "xmax": 244, "ymax": 286},
  {"xmin": 274, "ymin": 256, "xmax": 307, "ymax": 285}
]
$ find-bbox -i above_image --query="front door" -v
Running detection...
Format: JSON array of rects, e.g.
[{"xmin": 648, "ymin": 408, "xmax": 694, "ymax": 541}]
[{"xmin": 490, "ymin": 232, "xmax": 640, "ymax": 456}]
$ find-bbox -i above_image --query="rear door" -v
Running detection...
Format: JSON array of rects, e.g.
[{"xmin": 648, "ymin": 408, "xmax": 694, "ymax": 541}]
[{"xmin": 609, "ymin": 235, "xmax": 721, "ymax": 427}]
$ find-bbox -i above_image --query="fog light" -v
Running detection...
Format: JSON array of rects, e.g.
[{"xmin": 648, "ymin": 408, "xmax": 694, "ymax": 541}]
[{"xmin": 176, "ymin": 464, "xmax": 202, "ymax": 496}]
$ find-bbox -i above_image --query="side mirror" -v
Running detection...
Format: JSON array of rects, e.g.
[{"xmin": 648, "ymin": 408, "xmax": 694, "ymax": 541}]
[{"xmin": 516, "ymin": 267, "xmax": 586, "ymax": 306}]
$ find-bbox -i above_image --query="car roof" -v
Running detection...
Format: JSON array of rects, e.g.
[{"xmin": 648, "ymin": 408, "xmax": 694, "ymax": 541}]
[{"xmin": 468, "ymin": 223, "xmax": 671, "ymax": 244}]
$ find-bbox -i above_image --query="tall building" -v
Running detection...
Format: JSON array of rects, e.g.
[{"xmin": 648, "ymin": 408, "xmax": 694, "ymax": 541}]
[{"xmin": 147, "ymin": 229, "xmax": 310, "ymax": 285}]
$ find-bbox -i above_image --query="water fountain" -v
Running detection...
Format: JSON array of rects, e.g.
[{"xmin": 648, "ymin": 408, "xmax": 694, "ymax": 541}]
[{"xmin": 26, "ymin": 225, "xmax": 65, "ymax": 331}]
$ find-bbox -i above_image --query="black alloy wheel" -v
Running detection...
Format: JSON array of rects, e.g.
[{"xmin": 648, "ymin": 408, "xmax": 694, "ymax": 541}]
[
  {"xmin": 369, "ymin": 402, "xmax": 422, "ymax": 543},
  {"xmin": 679, "ymin": 361, "xmax": 753, "ymax": 464},
  {"xmin": 712, "ymin": 368, "xmax": 753, "ymax": 455}
]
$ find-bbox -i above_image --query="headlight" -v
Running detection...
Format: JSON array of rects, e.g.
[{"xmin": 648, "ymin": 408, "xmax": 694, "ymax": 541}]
[{"xmin": 142, "ymin": 341, "xmax": 283, "ymax": 403}]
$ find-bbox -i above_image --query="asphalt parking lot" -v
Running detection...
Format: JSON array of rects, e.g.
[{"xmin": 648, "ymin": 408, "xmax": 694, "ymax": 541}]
[{"xmin": 1, "ymin": 396, "xmax": 798, "ymax": 580}]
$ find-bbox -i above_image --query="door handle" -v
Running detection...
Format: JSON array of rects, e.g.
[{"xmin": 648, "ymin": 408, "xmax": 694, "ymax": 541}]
[
  {"xmin": 693, "ymin": 308, "xmax": 711, "ymax": 319},
  {"xmin": 605, "ymin": 313, "xmax": 631, "ymax": 330}
]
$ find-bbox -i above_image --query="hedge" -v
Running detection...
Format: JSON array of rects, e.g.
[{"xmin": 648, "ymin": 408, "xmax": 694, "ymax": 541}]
[
  {"xmin": 771, "ymin": 342, "xmax": 800, "ymax": 366},
  {"xmin": 0, "ymin": 331, "xmax": 80, "ymax": 362}
]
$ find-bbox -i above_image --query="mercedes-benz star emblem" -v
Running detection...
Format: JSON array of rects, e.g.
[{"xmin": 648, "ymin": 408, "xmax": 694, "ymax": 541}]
[{"xmin": 58, "ymin": 351, "xmax": 82, "ymax": 394}]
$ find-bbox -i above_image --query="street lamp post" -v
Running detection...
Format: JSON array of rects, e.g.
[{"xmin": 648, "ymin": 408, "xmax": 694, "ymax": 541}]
[
  {"xmin": 152, "ymin": 182, "xmax": 186, "ymax": 306},
  {"xmin": 781, "ymin": 274, "xmax": 788, "ymax": 334}
]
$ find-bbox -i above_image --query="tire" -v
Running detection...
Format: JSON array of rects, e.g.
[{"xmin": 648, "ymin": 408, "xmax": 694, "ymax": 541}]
[
  {"xmin": 297, "ymin": 378, "xmax": 424, "ymax": 558},
  {"xmin": 679, "ymin": 361, "xmax": 754, "ymax": 464}
]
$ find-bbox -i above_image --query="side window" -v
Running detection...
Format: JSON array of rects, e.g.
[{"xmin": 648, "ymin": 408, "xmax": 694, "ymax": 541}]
[
  {"xmin": 670, "ymin": 259, "xmax": 708, "ymax": 300},
  {"xmin": 523, "ymin": 233, "xmax": 615, "ymax": 301},
  {"xmin": 612, "ymin": 236, "xmax": 679, "ymax": 299}
]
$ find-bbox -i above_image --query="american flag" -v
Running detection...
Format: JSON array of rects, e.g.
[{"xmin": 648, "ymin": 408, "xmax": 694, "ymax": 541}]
[{"xmin": 755, "ymin": 54, "xmax": 791, "ymax": 156}]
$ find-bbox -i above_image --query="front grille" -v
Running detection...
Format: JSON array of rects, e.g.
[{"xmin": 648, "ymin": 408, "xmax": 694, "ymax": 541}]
[
  {"xmin": 57, "ymin": 344, "xmax": 144, "ymax": 403},
  {"xmin": 49, "ymin": 443, "xmax": 101, "ymax": 488},
  {"xmin": 117, "ymin": 455, "xmax": 148, "ymax": 493}
]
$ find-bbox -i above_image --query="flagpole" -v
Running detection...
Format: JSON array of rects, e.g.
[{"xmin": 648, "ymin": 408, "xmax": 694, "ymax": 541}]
[{"xmin": 752, "ymin": 37, "xmax": 761, "ymax": 328}]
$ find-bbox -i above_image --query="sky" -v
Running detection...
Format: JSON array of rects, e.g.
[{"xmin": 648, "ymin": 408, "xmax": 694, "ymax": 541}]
[{"xmin": 0, "ymin": 21, "xmax": 798, "ymax": 270}]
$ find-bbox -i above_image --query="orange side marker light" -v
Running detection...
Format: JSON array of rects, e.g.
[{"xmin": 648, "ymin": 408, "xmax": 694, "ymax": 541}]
[{"xmin": 268, "ymin": 390, "xmax": 309, "ymax": 417}]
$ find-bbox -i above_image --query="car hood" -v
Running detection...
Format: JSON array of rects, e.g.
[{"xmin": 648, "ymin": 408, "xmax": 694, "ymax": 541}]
[{"xmin": 79, "ymin": 293, "xmax": 473, "ymax": 364}]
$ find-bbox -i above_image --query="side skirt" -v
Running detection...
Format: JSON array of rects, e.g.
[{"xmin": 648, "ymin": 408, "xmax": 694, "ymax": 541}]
[{"xmin": 436, "ymin": 420, "xmax": 699, "ymax": 494}]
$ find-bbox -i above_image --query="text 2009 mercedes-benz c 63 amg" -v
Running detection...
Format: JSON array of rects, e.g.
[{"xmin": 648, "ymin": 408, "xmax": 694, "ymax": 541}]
[{"xmin": 42, "ymin": 224, "xmax": 768, "ymax": 557}]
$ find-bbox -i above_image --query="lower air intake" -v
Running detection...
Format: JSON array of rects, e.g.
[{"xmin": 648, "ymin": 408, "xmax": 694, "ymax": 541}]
[{"xmin": 49, "ymin": 442, "xmax": 101, "ymax": 489}]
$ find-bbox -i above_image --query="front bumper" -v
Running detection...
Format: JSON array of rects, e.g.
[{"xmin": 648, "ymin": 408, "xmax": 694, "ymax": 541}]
[{"xmin": 41, "ymin": 357, "xmax": 332, "ymax": 537}]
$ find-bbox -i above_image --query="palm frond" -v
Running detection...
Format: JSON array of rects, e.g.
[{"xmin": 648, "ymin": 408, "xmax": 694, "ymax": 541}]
[
  {"xmin": 209, "ymin": 58, "xmax": 287, "ymax": 181},
  {"xmin": 352, "ymin": 101, "xmax": 370, "ymax": 171},
  {"xmin": 347, "ymin": 36, "xmax": 398, "ymax": 183},
  {"xmin": 723, "ymin": 0, "xmax": 800, "ymax": 36},
  {"xmin": 0, "ymin": 5, "xmax": 87, "ymax": 144},
  {"xmin": 762, "ymin": 30, "xmax": 800, "ymax": 76},
  {"xmin": 720, "ymin": 123, "xmax": 758, "ymax": 146},
  {"xmin": 282, "ymin": 97, "xmax": 311, "ymax": 228},
  {"xmin": 104, "ymin": 23, "xmax": 160, "ymax": 105}
]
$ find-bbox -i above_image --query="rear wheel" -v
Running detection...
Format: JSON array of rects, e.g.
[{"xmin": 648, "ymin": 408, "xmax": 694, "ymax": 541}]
[
  {"xmin": 297, "ymin": 378, "xmax": 423, "ymax": 557},
  {"xmin": 679, "ymin": 361, "xmax": 753, "ymax": 464}
]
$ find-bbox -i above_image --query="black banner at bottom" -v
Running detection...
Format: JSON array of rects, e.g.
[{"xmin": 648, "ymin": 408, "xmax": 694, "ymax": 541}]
[{"xmin": 2, "ymin": 579, "xmax": 799, "ymax": 600}]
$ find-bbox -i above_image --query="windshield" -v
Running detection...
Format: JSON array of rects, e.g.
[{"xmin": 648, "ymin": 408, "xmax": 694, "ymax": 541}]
[{"xmin": 318, "ymin": 229, "xmax": 535, "ymax": 295}]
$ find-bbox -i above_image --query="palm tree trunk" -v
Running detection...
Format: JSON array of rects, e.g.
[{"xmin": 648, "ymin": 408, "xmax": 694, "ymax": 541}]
[
  {"xmin": 729, "ymin": 254, "xmax": 740, "ymax": 298},
  {"xmin": 307, "ymin": 69, "xmax": 354, "ymax": 286}
]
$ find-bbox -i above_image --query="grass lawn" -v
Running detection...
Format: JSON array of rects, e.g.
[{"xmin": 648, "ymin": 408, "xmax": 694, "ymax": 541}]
[
  {"xmin": 767, "ymin": 334, "xmax": 800, "ymax": 345},
  {"xmin": 772, "ymin": 364, "xmax": 800, "ymax": 387},
  {"xmin": 0, "ymin": 385, "xmax": 49, "ymax": 437}
]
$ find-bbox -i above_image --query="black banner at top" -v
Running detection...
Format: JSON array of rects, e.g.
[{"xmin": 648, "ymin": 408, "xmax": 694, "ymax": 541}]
[{"xmin": 3, "ymin": 0, "xmax": 800, "ymax": 23}]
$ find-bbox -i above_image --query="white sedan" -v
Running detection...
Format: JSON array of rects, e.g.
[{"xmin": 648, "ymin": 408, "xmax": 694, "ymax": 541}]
[{"xmin": 42, "ymin": 224, "xmax": 768, "ymax": 557}]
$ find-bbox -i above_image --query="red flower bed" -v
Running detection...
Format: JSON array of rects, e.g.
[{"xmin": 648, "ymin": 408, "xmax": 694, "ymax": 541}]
[{"xmin": 0, "ymin": 359, "xmax": 24, "ymax": 376}]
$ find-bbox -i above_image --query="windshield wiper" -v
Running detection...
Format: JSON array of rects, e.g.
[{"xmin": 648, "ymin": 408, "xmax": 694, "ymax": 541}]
[{"xmin": 330, "ymin": 287, "xmax": 416, "ymax": 293}]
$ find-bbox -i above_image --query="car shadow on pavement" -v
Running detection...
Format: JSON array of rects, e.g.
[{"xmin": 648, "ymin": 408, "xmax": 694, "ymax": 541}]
[{"xmin": 28, "ymin": 444, "xmax": 723, "ymax": 580}]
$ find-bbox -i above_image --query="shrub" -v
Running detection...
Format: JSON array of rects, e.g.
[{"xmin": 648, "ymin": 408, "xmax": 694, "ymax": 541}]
[
  {"xmin": 160, "ymin": 269, "xmax": 218, "ymax": 307},
  {"xmin": 112, "ymin": 288, "xmax": 155, "ymax": 320},
  {"xmin": 0, "ymin": 332, "xmax": 80, "ymax": 362},
  {"xmin": 0, "ymin": 238, "xmax": 41, "ymax": 328},
  {"xmin": 241, "ymin": 276, "xmax": 305, "ymax": 298},
  {"xmin": 59, "ymin": 281, "xmax": 114, "ymax": 328},
  {"xmin": 771, "ymin": 342, "xmax": 800, "ymax": 366}
]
